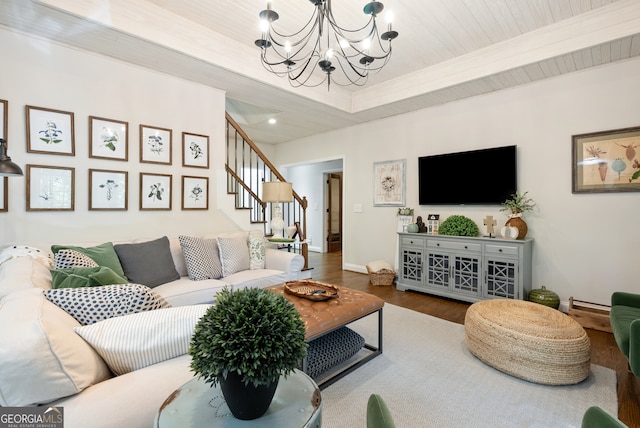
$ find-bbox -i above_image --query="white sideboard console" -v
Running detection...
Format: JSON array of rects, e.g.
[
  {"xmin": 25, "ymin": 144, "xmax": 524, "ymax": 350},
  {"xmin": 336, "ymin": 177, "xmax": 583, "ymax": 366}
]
[{"xmin": 397, "ymin": 233, "xmax": 533, "ymax": 303}]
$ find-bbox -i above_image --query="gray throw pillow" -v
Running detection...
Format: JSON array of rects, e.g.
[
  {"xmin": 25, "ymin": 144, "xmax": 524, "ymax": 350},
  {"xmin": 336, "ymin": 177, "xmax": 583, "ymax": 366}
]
[{"xmin": 114, "ymin": 236, "xmax": 180, "ymax": 287}]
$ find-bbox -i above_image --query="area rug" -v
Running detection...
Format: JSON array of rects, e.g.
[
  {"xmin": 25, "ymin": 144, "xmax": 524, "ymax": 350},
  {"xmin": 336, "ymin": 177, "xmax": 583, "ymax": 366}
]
[{"xmin": 320, "ymin": 303, "xmax": 617, "ymax": 428}]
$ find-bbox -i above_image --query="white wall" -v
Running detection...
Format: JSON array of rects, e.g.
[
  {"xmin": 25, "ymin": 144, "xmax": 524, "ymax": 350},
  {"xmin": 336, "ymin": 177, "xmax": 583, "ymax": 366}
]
[
  {"xmin": 272, "ymin": 58, "xmax": 640, "ymax": 306},
  {"xmin": 0, "ymin": 28, "xmax": 239, "ymax": 244}
]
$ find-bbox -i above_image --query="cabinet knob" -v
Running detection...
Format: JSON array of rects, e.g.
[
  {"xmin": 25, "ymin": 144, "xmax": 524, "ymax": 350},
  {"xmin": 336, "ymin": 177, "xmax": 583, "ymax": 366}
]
[
  {"xmin": 410, "ymin": 241, "xmax": 414, "ymax": 244},
  {"xmin": 464, "ymin": 245, "xmax": 468, "ymax": 249},
  {"xmin": 436, "ymin": 243, "xmax": 440, "ymax": 246},
  {"xmin": 499, "ymin": 249, "xmax": 503, "ymax": 252}
]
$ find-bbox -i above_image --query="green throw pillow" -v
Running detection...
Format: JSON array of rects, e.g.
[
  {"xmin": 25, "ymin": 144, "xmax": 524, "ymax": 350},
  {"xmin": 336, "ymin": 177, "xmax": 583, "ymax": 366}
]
[
  {"xmin": 51, "ymin": 242, "xmax": 127, "ymax": 279},
  {"xmin": 51, "ymin": 266, "xmax": 128, "ymax": 289}
]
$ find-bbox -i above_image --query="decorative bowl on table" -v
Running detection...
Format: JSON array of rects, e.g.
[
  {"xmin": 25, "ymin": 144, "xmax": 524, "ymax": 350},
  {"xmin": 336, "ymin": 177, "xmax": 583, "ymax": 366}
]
[{"xmin": 284, "ymin": 280, "xmax": 340, "ymax": 301}]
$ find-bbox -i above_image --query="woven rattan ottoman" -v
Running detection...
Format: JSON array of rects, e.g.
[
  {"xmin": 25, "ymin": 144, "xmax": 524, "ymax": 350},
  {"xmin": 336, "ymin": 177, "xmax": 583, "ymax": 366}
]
[{"xmin": 464, "ymin": 299, "xmax": 591, "ymax": 385}]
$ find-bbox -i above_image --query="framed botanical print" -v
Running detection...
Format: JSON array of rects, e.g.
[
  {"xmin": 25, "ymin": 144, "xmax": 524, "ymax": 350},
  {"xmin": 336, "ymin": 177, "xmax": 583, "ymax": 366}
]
[
  {"xmin": 140, "ymin": 125, "xmax": 172, "ymax": 165},
  {"xmin": 89, "ymin": 116, "xmax": 129, "ymax": 161},
  {"xmin": 0, "ymin": 177, "xmax": 8, "ymax": 212},
  {"xmin": 572, "ymin": 126, "xmax": 640, "ymax": 193},
  {"xmin": 89, "ymin": 169, "xmax": 128, "ymax": 210},
  {"xmin": 182, "ymin": 132, "xmax": 209, "ymax": 168},
  {"xmin": 26, "ymin": 106, "xmax": 75, "ymax": 156},
  {"xmin": 140, "ymin": 172, "xmax": 172, "ymax": 210},
  {"xmin": 0, "ymin": 99, "xmax": 7, "ymax": 142},
  {"xmin": 373, "ymin": 159, "xmax": 406, "ymax": 206},
  {"xmin": 26, "ymin": 164, "xmax": 75, "ymax": 211},
  {"xmin": 182, "ymin": 175, "xmax": 208, "ymax": 210}
]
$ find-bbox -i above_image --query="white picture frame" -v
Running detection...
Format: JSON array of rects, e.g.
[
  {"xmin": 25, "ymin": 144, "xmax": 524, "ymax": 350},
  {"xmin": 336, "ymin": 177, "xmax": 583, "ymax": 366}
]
[{"xmin": 373, "ymin": 159, "xmax": 406, "ymax": 206}]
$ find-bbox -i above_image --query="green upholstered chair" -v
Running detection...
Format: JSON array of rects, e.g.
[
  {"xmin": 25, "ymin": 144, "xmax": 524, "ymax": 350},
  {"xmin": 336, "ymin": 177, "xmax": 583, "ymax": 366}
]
[
  {"xmin": 610, "ymin": 292, "xmax": 640, "ymax": 376},
  {"xmin": 581, "ymin": 406, "xmax": 627, "ymax": 428},
  {"xmin": 367, "ymin": 394, "xmax": 396, "ymax": 428}
]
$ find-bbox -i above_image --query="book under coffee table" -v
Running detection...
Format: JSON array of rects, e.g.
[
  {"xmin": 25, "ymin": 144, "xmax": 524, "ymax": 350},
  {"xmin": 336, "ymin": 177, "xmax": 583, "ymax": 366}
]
[{"xmin": 268, "ymin": 284, "xmax": 384, "ymax": 389}]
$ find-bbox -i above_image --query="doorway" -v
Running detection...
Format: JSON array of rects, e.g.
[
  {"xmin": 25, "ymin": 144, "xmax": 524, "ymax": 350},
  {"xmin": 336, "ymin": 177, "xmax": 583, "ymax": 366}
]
[{"xmin": 326, "ymin": 172, "xmax": 342, "ymax": 252}]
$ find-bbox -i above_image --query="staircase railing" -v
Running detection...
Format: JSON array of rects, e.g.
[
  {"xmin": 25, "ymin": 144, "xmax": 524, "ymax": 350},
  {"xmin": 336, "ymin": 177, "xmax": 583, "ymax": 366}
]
[{"xmin": 225, "ymin": 112, "xmax": 309, "ymax": 270}]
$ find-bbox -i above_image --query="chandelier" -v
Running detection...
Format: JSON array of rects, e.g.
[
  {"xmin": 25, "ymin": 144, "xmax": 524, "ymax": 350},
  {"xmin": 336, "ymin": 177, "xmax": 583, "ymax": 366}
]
[{"xmin": 255, "ymin": 0, "xmax": 399, "ymax": 90}]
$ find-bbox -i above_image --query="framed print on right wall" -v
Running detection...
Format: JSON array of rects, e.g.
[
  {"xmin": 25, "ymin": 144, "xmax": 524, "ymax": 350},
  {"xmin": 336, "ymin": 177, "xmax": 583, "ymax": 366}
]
[
  {"xmin": 182, "ymin": 132, "xmax": 209, "ymax": 168},
  {"xmin": 89, "ymin": 116, "xmax": 128, "ymax": 161},
  {"xmin": 140, "ymin": 172, "xmax": 172, "ymax": 210},
  {"xmin": 26, "ymin": 164, "xmax": 75, "ymax": 211},
  {"xmin": 26, "ymin": 105, "xmax": 75, "ymax": 156},
  {"xmin": 572, "ymin": 126, "xmax": 640, "ymax": 193}
]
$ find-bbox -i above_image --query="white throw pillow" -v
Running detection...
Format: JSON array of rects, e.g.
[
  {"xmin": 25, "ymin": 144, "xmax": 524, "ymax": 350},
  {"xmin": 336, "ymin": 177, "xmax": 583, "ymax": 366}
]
[
  {"xmin": 0, "ymin": 246, "xmax": 53, "ymax": 300},
  {"xmin": 217, "ymin": 232, "xmax": 250, "ymax": 277},
  {"xmin": 248, "ymin": 229, "xmax": 266, "ymax": 270},
  {"xmin": 0, "ymin": 288, "xmax": 112, "ymax": 406},
  {"xmin": 75, "ymin": 305, "xmax": 211, "ymax": 375}
]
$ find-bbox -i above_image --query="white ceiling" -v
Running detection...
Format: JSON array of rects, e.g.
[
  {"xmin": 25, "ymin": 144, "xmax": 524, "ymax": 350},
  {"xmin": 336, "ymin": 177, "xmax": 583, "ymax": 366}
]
[{"xmin": 2, "ymin": 0, "xmax": 640, "ymax": 144}]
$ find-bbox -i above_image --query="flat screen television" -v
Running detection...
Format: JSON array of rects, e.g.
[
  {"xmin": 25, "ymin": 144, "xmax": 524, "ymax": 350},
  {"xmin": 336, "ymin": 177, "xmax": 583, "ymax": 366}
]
[{"xmin": 418, "ymin": 145, "xmax": 517, "ymax": 205}]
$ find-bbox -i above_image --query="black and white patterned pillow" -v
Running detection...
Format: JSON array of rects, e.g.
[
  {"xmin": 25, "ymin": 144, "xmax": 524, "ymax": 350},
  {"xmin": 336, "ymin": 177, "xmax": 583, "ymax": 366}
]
[
  {"xmin": 54, "ymin": 249, "xmax": 99, "ymax": 269},
  {"xmin": 217, "ymin": 233, "xmax": 250, "ymax": 277},
  {"xmin": 178, "ymin": 236, "xmax": 223, "ymax": 280},
  {"xmin": 43, "ymin": 284, "xmax": 171, "ymax": 325}
]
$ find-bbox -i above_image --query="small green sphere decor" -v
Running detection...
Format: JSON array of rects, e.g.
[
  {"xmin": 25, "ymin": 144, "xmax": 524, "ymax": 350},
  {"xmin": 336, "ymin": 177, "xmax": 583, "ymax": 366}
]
[
  {"xmin": 437, "ymin": 215, "xmax": 479, "ymax": 237},
  {"xmin": 189, "ymin": 287, "xmax": 307, "ymax": 419}
]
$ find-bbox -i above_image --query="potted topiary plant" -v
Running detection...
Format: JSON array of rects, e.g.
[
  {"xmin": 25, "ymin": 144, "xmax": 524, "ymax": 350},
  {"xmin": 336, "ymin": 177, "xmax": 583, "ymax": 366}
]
[
  {"xmin": 500, "ymin": 191, "xmax": 536, "ymax": 239},
  {"xmin": 437, "ymin": 215, "xmax": 479, "ymax": 237},
  {"xmin": 189, "ymin": 287, "xmax": 307, "ymax": 420}
]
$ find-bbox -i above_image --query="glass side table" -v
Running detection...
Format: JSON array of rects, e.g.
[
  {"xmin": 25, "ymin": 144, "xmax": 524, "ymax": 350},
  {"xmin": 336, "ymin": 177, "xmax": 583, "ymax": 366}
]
[{"xmin": 154, "ymin": 369, "xmax": 322, "ymax": 428}]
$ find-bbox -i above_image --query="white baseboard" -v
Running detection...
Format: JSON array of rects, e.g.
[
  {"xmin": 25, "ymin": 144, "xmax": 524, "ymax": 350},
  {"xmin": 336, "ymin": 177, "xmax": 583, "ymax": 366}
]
[{"xmin": 343, "ymin": 263, "xmax": 367, "ymax": 274}]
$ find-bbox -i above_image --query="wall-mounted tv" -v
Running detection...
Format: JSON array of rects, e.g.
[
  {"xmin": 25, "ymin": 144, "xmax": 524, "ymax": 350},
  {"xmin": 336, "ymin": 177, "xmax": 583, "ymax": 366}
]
[{"xmin": 418, "ymin": 145, "xmax": 517, "ymax": 205}]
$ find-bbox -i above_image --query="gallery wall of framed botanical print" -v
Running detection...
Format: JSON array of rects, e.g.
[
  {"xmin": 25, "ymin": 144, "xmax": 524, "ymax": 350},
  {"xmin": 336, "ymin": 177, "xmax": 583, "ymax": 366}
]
[
  {"xmin": 140, "ymin": 172, "xmax": 172, "ymax": 210},
  {"xmin": 89, "ymin": 169, "xmax": 128, "ymax": 210},
  {"xmin": 26, "ymin": 164, "xmax": 75, "ymax": 211},
  {"xmin": 89, "ymin": 116, "xmax": 128, "ymax": 161},
  {"xmin": 26, "ymin": 105, "xmax": 75, "ymax": 156},
  {"xmin": 182, "ymin": 132, "xmax": 209, "ymax": 168},
  {"xmin": 140, "ymin": 124, "xmax": 172, "ymax": 165},
  {"xmin": 182, "ymin": 175, "xmax": 208, "ymax": 210}
]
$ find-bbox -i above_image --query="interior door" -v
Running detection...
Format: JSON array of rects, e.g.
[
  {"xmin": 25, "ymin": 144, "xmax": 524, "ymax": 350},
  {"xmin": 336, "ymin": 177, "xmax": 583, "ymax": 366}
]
[{"xmin": 327, "ymin": 173, "xmax": 342, "ymax": 252}]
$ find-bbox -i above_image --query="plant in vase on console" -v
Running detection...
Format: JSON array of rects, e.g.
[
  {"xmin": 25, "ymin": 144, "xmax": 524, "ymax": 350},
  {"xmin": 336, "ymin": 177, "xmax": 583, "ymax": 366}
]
[
  {"xmin": 189, "ymin": 287, "xmax": 307, "ymax": 420},
  {"xmin": 500, "ymin": 191, "xmax": 536, "ymax": 240}
]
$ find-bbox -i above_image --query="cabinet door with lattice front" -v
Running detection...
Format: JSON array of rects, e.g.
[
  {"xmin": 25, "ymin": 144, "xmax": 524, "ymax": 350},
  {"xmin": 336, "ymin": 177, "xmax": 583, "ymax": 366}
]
[
  {"xmin": 400, "ymin": 247, "xmax": 424, "ymax": 286},
  {"xmin": 452, "ymin": 254, "xmax": 481, "ymax": 297},
  {"xmin": 484, "ymin": 258, "xmax": 519, "ymax": 299},
  {"xmin": 425, "ymin": 250, "xmax": 451, "ymax": 290}
]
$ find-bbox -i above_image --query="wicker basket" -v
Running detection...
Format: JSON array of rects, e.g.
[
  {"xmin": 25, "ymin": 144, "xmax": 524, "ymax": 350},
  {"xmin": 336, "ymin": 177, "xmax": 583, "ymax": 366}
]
[{"xmin": 366, "ymin": 260, "xmax": 396, "ymax": 286}]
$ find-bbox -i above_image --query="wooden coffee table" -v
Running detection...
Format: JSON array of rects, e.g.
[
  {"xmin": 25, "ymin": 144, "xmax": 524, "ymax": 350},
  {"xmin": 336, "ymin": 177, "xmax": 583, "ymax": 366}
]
[{"xmin": 268, "ymin": 284, "xmax": 384, "ymax": 388}]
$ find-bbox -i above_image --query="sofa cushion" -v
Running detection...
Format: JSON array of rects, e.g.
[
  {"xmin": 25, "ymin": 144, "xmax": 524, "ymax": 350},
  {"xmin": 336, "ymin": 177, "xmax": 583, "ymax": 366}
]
[
  {"xmin": 0, "ymin": 288, "xmax": 112, "ymax": 406},
  {"xmin": 179, "ymin": 235, "xmax": 223, "ymax": 280},
  {"xmin": 153, "ymin": 277, "xmax": 227, "ymax": 307},
  {"xmin": 223, "ymin": 269, "xmax": 288, "ymax": 290},
  {"xmin": 75, "ymin": 305, "xmax": 210, "ymax": 375},
  {"xmin": 43, "ymin": 283, "xmax": 171, "ymax": 325},
  {"xmin": 217, "ymin": 232, "xmax": 250, "ymax": 276},
  {"xmin": 50, "ymin": 266, "xmax": 128, "ymax": 289},
  {"xmin": 54, "ymin": 249, "xmax": 100, "ymax": 269},
  {"xmin": 248, "ymin": 229, "xmax": 266, "ymax": 270},
  {"xmin": 51, "ymin": 242, "xmax": 127, "ymax": 279},
  {"xmin": 114, "ymin": 236, "xmax": 180, "ymax": 287},
  {"xmin": 0, "ymin": 246, "xmax": 53, "ymax": 299},
  {"xmin": 610, "ymin": 305, "xmax": 640, "ymax": 358}
]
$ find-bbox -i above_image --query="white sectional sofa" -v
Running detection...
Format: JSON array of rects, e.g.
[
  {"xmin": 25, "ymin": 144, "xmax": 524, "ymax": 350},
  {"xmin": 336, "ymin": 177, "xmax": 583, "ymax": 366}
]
[{"xmin": 0, "ymin": 231, "xmax": 304, "ymax": 428}]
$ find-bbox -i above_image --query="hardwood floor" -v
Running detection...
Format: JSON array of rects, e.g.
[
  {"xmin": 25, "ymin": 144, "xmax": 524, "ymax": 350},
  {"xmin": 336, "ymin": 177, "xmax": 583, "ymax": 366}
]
[{"xmin": 307, "ymin": 251, "xmax": 640, "ymax": 427}]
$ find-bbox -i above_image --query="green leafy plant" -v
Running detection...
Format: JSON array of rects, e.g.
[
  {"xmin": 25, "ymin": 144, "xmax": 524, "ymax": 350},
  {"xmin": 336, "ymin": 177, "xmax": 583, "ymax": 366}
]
[
  {"xmin": 189, "ymin": 287, "xmax": 307, "ymax": 388},
  {"xmin": 500, "ymin": 191, "xmax": 536, "ymax": 215},
  {"xmin": 437, "ymin": 215, "xmax": 479, "ymax": 237}
]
